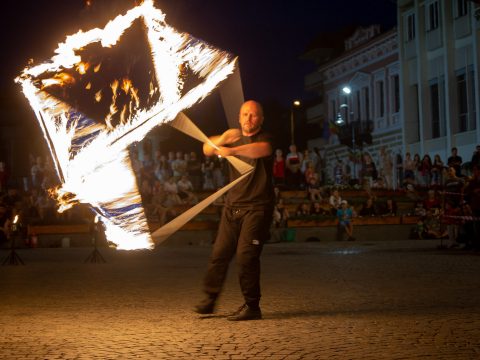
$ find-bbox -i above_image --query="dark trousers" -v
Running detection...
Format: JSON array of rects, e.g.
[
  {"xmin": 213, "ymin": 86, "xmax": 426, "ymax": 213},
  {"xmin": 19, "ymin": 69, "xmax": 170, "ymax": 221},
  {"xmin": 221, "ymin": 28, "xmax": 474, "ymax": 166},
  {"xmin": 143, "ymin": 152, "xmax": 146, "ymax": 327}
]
[{"xmin": 203, "ymin": 207, "xmax": 272, "ymax": 307}]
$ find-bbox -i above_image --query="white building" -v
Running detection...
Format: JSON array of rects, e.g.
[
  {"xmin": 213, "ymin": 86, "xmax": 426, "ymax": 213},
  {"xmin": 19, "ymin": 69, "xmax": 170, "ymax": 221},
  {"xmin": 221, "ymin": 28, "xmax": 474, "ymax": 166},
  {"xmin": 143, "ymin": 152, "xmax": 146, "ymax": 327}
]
[
  {"xmin": 398, "ymin": 0, "xmax": 480, "ymax": 163},
  {"xmin": 304, "ymin": 25, "xmax": 402, "ymax": 186}
]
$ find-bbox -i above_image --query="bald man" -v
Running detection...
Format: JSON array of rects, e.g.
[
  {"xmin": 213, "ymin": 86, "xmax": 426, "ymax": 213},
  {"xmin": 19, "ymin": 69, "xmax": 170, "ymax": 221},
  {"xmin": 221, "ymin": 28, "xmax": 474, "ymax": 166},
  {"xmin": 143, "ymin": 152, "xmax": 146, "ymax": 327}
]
[{"xmin": 194, "ymin": 100, "xmax": 274, "ymax": 321}]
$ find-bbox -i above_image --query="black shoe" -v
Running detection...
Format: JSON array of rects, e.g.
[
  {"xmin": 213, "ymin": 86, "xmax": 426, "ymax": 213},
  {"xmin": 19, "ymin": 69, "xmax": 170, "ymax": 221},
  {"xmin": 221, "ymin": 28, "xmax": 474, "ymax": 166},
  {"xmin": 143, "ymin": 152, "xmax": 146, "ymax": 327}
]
[
  {"xmin": 194, "ymin": 294, "xmax": 217, "ymax": 314},
  {"xmin": 227, "ymin": 304, "xmax": 262, "ymax": 321},
  {"xmin": 347, "ymin": 236, "xmax": 356, "ymax": 241}
]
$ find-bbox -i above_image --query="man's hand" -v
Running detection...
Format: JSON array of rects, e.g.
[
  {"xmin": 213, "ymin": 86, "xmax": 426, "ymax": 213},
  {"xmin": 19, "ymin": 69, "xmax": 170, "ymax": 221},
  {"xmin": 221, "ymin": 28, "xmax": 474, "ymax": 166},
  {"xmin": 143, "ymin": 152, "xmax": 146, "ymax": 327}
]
[{"xmin": 215, "ymin": 146, "xmax": 235, "ymax": 158}]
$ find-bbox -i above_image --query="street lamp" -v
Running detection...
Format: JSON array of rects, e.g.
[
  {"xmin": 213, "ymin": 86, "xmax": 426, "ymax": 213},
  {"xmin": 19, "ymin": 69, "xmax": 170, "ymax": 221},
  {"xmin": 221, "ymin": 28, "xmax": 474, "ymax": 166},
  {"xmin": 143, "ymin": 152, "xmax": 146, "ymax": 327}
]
[
  {"xmin": 342, "ymin": 86, "xmax": 352, "ymax": 95},
  {"xmin": 290, "ymin": 100, "xmax": 301, "ymax": 145}
]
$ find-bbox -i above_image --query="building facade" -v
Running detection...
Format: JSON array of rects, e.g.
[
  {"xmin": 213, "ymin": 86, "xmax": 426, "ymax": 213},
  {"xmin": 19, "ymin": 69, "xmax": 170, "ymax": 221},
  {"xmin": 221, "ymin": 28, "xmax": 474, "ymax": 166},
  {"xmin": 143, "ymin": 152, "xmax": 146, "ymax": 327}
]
[
  {"xmin": 398, "ymin": 0, "xmax": 480, "ymax": 164},
  {"xmin": 304, "ymin": 25, "xmax": 402, "ymax": 187}
]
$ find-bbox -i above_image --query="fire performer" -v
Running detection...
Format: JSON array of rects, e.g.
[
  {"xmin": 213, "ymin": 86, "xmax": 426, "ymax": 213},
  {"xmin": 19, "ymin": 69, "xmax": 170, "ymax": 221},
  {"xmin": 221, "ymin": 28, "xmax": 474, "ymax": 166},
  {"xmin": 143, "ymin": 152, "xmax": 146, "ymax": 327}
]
[{"xmin": 194, "ymin": 100, "xmax": 274, "ymax": 321}]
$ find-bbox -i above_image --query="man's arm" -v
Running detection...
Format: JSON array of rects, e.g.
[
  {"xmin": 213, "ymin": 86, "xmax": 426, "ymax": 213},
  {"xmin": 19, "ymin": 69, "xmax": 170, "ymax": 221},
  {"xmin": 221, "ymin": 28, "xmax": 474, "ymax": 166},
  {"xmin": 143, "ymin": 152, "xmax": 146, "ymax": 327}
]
[
  {"xmin": 203, "ymin": 129, "xmax": 242, "ymax": 157},
  {"xmin": 216, "ymin": 142, "xmax": 272, "ymax": 159}
]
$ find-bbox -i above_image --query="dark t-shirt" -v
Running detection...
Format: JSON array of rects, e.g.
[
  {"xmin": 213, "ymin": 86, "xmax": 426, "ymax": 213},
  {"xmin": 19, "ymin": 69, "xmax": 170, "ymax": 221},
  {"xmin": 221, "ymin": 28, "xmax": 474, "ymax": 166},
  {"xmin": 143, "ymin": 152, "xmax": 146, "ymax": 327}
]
[{"xmin": 224, "ymin": 130, "xmax": 274, "ymax": 210}]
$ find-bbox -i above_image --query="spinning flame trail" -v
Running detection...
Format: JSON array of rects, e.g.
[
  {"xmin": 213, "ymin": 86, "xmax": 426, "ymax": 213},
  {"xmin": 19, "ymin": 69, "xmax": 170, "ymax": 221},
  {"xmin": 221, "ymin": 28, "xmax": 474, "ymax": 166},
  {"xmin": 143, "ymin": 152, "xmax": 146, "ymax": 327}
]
[{"xmin": 16, "ymin": 0, "xmax": 251, "ymax": 250}]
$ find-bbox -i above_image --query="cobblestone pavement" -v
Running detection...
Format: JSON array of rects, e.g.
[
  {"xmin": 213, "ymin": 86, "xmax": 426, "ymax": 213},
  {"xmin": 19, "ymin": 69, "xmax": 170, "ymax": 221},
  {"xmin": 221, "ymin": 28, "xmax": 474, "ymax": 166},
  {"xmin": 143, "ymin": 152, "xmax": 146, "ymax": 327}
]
[{"xmin": 1, "ymin": 239, "xmax": 479, "ymax": 359}]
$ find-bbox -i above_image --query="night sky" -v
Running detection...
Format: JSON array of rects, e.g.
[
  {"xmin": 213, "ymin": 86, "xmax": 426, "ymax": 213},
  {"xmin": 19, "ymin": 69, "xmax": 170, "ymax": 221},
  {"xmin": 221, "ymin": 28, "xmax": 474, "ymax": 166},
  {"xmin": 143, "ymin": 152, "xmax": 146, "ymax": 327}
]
[{"xmin": 0, "ymin": 0, "xmax": 396, "ymax": 152}]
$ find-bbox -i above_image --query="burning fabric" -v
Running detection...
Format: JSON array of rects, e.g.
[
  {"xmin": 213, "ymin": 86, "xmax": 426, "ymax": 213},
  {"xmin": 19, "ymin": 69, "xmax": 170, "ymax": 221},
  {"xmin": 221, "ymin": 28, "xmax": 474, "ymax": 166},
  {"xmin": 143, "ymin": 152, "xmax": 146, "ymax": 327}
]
[{"xmin": 16, "ymin": 0, "xmax": 247, "ymax": 250}]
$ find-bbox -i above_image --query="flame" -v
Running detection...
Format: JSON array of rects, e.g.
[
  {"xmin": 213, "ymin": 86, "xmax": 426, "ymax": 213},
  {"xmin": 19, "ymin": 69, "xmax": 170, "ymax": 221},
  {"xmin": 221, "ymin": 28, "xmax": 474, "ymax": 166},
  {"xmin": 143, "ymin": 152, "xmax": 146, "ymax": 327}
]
[
  {"xmin": 76, "ymin": 62, "xmax": 89, "ymax": 75},
  {"xmin": 13, "ymin": 215, "xmax": 19, "ymax": 224},
  {"xmin": 16, "ymin": 0, "xmax": 237, "ymax": 250}
]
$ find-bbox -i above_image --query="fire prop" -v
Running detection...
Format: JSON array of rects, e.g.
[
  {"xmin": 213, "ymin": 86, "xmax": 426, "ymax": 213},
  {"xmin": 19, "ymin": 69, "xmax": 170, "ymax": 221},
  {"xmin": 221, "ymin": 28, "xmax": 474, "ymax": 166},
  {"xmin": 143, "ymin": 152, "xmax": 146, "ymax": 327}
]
[{"xmin": 16, "ymin": 0, "xmax": 251, "ymax": 250}]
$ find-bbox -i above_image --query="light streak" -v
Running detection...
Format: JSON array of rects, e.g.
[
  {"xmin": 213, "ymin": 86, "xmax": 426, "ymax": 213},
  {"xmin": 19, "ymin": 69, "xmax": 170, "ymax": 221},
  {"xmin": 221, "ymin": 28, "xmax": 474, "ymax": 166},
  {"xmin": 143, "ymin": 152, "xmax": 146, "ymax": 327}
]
[{"xmin": 16, "ymin": 0, "xmax": 237, "ymax": 250}]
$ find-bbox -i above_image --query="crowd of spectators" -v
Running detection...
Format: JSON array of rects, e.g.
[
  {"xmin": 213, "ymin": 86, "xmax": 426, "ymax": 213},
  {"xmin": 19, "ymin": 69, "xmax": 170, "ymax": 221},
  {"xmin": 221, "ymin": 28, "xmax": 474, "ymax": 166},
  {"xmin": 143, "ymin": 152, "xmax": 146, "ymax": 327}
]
[{"xmin": 1, "ymin": 143, "xmax": 479, "ymax": 250}]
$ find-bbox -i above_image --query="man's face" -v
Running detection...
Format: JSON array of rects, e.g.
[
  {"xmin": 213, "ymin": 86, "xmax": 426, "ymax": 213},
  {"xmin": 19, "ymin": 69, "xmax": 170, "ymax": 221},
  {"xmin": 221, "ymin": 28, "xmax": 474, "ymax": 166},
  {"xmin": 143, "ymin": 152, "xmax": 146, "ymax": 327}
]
[
  {"xmin": 239, "ymin": 101, "xmax": 263, "ymax": 136},
  {"xmin": 452, "ymin": 148, "xmax": 457, "ymax": 156}
]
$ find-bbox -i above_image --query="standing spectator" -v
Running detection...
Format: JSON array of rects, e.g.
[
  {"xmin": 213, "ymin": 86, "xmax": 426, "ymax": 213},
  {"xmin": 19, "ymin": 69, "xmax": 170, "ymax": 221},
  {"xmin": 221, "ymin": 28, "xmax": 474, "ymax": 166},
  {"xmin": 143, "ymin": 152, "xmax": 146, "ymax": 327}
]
[
  {"xmin": 201, "ymin": 156, "xmax": 215, "ymax": 190},
  {"xmin": 419, "ymin": 154, "xmax": 432, "ymax": 187},
  {"xmin": 470, "ymin": 145, "xmax": 480, "ymax": 170},
  {"xmin": 431, "ymin": 154, "xmax": 444, "ymax": 186},
  {"xmin": 171, "ymin": 151, "xmax": 187, "ymax": 181},
  {"xmin": 187, "ymin": 152, "xmax": 203, "ymax": 191},
  {"xmin": 30, "ymin": 156, "xmax": 45, "ymax": 190},
  {"xmin": 337, "ymin": 200, "xmax": 355, "ymax": 241},
  {"xmin": 313, "ymin": 147, "xmax": 325, "ymax": 185},
  {"xmin": 272, "ymin": 149, "xmax": 286, "ymax": 186},
  {"xmin": 379, "ymin": 146, "xmax": 394, "ymax": 189},
  {"xmin": 154, "ymin": 154, "xmax": 171, "ymax": 183},
  {"xmin": 413, "ymin": 153, "xmax": 421, "ymax": 185},
  {"xmin": 285, "ymin": 144, "xmax": 303, "ymax": 189},
  {"xmin": 444, "ymin": 167, "xmax": 465, "ymax": 208},
  {"xmin": 403, "ymin": 152, "xmax": 415, "ymax": 186},
  {"xmin": 464, "ymin": 165, "xmax": 480, "ymax": 250},
  {"xmin": 300, "ymin": 149, "xmax": 314, "ymax": 174},
  {"xmin": 0, "ymin": 161, "xmax": 8, "ymax": 193},
  {"xmin": 361, "ymin": 153, "xmax": 377, "ymax": 189},
  {"xmin": 395, "ymin": 152, "xmax": 403, "ymax": 189},
  {"xmin": 447, "ymin": 147, "xmax": 463, "ymax": 177}
]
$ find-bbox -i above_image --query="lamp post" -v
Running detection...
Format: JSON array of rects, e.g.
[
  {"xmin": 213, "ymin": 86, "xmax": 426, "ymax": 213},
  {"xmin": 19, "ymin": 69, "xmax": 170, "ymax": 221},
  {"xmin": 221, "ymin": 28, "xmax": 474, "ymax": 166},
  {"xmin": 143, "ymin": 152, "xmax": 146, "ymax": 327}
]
[
  {"xmin": 338, "ymin": 86, "xmax": 358, "ymax": 182},
  {"xmin": 290, "ymin": 100, "xmax": 301, "ymax": 145}
]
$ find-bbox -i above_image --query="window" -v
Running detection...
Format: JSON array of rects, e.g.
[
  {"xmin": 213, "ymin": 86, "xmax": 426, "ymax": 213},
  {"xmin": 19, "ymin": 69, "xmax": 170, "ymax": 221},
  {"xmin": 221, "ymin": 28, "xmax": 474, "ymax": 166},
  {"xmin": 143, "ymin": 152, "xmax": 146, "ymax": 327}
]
[
  {"xmin": 429, "ymin": 76, "xmax": 446, "ymax": 139},
  {"xmin": 456, "ymin": 0, "xmax": 468, "ymax": 18},
  {"xmin": 392, "ymin": 75, "xmax": 400, "ymax": 113},
  {"xmin": 457, "ymin": 73, "xmax": 468, "ymax": 132},
  {"xmin": 456, "ymin": 67, "xmax": 478, "ymax": 132},
  {"xmin": 430, "ymin": 83, "xmax": 441, "ymax": 138},
  {"xmin": 363, "ymin": 87, "xmax": 370, "ymax": 121},
  {"xmin": 376, "ymin": 80, "xmax": 385, "ymax": 118},
  {"xmin": 427, "ymin": 1, "xmax": 440, "ymax": 31},
  {"xmin": 406, "ymin": 13, "xmax": 416, "ymax": 41}
]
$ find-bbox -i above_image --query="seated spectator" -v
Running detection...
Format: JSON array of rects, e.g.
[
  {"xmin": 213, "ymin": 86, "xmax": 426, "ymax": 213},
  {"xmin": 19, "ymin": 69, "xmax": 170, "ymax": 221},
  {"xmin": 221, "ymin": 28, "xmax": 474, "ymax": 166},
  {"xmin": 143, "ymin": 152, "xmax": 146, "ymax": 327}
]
[
  {"xmin": 0, "ymin": 202, "xmax": 12, "ymax": 244},
  {"xmin": 311, "ymin": 201, "xmax": 329, "ymax": 216},
  {"xmin": 413, "ymin": 201, "xmax": 427, "ymax": 217},
  {"xmin": 359, "ymin": 197, "xmax": 377, "ymax": 217},
  {"xmin": 329, "ymin": 189, "xmax": 342, "ymax": 215},
  {"xmin": 163, "ymin": 176, "xmax": 182, "ymax": 206},
  {"xmin": 423, "ymin": 189, "xmax": 440, "ymax": 211},
  {"xmin": 337, "ymin": 200, "xmax": 355, "ymax": 241},
  {"xmin": 36, "ymin": 191, "xmax": 57, "ymax": 223},
  {"xmin": 177, "ymin": 175, "xmax": 198, "ymax": 205},
  {"xmin": 273, "ymin": 186, "xmax": 282, "ymax": 203},
  {"xmin": 379, "ymin": 198, "xmax": 397, "ymax": 216},
  {"xmin": 306, "ymin": 173, "xmax": 322, "ymax": 202},
  {"xmin": 140, "ymin": 179, "xmax": 153, "ymax": 204},
  {"xmin": 273, "ymin": 198, "xmax": 290, "ymax": 228},
  {"xmin": 150, "ymin": 181, "xmax": 171, "ymax": 225},
  {"xmin": 295, "ymin": 202, "xmax": 311, "ymax": 217}
]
